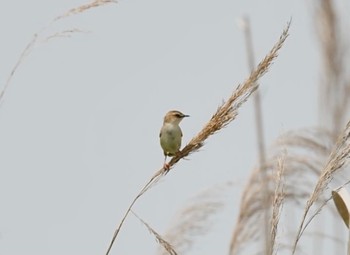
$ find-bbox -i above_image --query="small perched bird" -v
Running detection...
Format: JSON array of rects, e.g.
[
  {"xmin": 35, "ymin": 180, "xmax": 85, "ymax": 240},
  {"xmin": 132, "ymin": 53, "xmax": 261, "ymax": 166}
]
[{"xmin": 159, "ymin": 110, "xmax": 189, "ymax": 170}]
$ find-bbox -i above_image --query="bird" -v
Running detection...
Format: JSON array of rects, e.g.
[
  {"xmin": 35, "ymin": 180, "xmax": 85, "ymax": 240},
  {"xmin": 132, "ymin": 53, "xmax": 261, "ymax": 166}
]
[{"xmin": 159, "ymin": 110, "xmax": 189, "ymax": 170}]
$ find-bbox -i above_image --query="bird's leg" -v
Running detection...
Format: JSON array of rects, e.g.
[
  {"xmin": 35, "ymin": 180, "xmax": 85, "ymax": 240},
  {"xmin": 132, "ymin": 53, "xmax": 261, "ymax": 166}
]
[{"xmin": 163, "ymin": 155, "xmax": 170, "ymax": 171}]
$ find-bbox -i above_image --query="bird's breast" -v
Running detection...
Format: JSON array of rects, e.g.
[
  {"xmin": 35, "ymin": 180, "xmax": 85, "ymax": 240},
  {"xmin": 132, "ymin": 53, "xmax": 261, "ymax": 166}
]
[
  {"xmin": 162, "ymin": 124, "xmax": 181, "ymax": 138},
  {"xmin": 160, "ymin": 123, "xmax": 182, "ymax": 155}
]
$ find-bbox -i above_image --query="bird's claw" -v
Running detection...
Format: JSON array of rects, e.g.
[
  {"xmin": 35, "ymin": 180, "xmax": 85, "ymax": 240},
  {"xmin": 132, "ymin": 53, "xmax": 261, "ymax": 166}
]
[{"xmin": 163, "ymin": 163, "xmax": 170, "ymax": 172}]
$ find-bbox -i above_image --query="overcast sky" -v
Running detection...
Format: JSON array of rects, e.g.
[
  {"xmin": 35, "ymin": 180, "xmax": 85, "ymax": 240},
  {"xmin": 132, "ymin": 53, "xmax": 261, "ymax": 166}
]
[{"xmin": 0, "ymin": 0, "xmax": 348, "ymax": 255}]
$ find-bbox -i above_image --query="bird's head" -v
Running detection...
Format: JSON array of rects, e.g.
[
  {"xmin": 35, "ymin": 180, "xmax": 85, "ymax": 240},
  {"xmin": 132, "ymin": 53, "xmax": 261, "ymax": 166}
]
[{"xmin": 163, "ymin": 110, "xmax": 189, "ymax": 125}]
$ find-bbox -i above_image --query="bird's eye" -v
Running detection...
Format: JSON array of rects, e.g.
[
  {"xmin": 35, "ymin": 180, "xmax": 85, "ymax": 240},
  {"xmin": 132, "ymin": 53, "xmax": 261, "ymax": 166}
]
[{"xmin": 175, "ymin": 114, "xmax": 182, "ymax": 118}]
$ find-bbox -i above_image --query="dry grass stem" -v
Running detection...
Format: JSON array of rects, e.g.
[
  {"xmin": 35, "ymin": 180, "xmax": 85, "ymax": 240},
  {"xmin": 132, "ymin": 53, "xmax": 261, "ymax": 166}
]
[
  {"xmin": 292, "ymin": 120, "xmax": 350, "ymax": 254},
  {"xmin": 240, "ymin": 15, "xmax": 269, "ymax": 254},
  {"xmin": 131, "ymin": 211, "xmax": 178, "ymax": 255},
  {"xmin": 241, "ymin": 16, "xmax": 267, "ymax": 167},
  {"xmin": 54, "ymin": 0, "xmax": 117, "ymax": 21},
  {"xmin": 105, "ymin": 172, "xmax": 162, "ymax": 255},
  {"xmin": 316, "ymin": 0, "xmax": 350, "ymax": 137},
  {"xmin": 0, "ymin": 35, "xmax": 38, "ymax": 105},
  {"xmin": 270, "ymin": 157, "xmax": 285, "ymax": 255},
  {"xmin": 105, "ymin": 20, "xmax": 290, "ymax": 255}
]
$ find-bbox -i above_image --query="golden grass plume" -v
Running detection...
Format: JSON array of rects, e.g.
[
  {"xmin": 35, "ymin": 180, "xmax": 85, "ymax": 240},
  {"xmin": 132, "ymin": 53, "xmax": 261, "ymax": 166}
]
[{"xmin": 168, "ymin": 20, "xmax": 290, "ymax": 170}]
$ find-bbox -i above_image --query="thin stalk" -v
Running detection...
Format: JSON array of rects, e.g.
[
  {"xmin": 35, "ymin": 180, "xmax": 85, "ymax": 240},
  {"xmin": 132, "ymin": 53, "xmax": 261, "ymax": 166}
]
[{"xmin": 241, "ymin": 16, "xmax": 269, "ymax": 255}]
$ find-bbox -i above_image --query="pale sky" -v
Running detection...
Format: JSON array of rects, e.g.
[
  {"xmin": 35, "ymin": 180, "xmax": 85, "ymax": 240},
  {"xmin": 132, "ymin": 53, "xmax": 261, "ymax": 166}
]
[{"xmin": 0, "ymin": 0, "xmax": 347, "ymax": 254}]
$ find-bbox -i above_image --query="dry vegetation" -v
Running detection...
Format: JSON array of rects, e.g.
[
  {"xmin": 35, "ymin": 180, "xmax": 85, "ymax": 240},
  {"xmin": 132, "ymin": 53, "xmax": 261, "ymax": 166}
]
[
  {"xmin": 122, "ymin": 1, "xmax": 350, "ymax": 255},
  {"xmin": 105, "ymin": 19, "xmax": 291, "ymax": 255},
  {"xmin": 0, "ymin": 0, "xmax": 116, "ymax": 105},
  {"xmin": 2, "ymin": 0, "xmax": 350, "ymax": 255}
]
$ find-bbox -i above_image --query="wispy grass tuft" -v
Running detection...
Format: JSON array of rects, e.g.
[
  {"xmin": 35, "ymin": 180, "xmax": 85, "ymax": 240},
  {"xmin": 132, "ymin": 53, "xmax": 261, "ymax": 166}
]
[
  {"xmin": 0, "ymin": 0, "xmax": 116, "ymax": 105},
  {"xmin": 43, "ymin": 29, "xmax": 87, "ymax": 42},
  {"xmin": 292, "ymin": 120, "xmax": 350, "ymax": 254},
  {"xmin": 157, "ymin": 182, "xmax": 232, "ymax": 255},
  {"xmin": 229, "ymin": 128, "xmax": 334, "ymax": 255}
]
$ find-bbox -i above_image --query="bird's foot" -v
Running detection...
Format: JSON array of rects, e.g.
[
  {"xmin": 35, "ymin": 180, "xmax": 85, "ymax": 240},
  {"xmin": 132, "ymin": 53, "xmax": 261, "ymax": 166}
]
[{"xmin": 163, "ymin": 163, "xmax": 170, "ymax": 172}]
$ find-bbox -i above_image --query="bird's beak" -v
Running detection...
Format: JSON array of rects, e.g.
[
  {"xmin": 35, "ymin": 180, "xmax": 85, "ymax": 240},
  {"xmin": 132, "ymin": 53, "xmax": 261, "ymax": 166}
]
[{"xmin": 183, "ymin": 114, "xmax": 190, "ymax": 118}]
